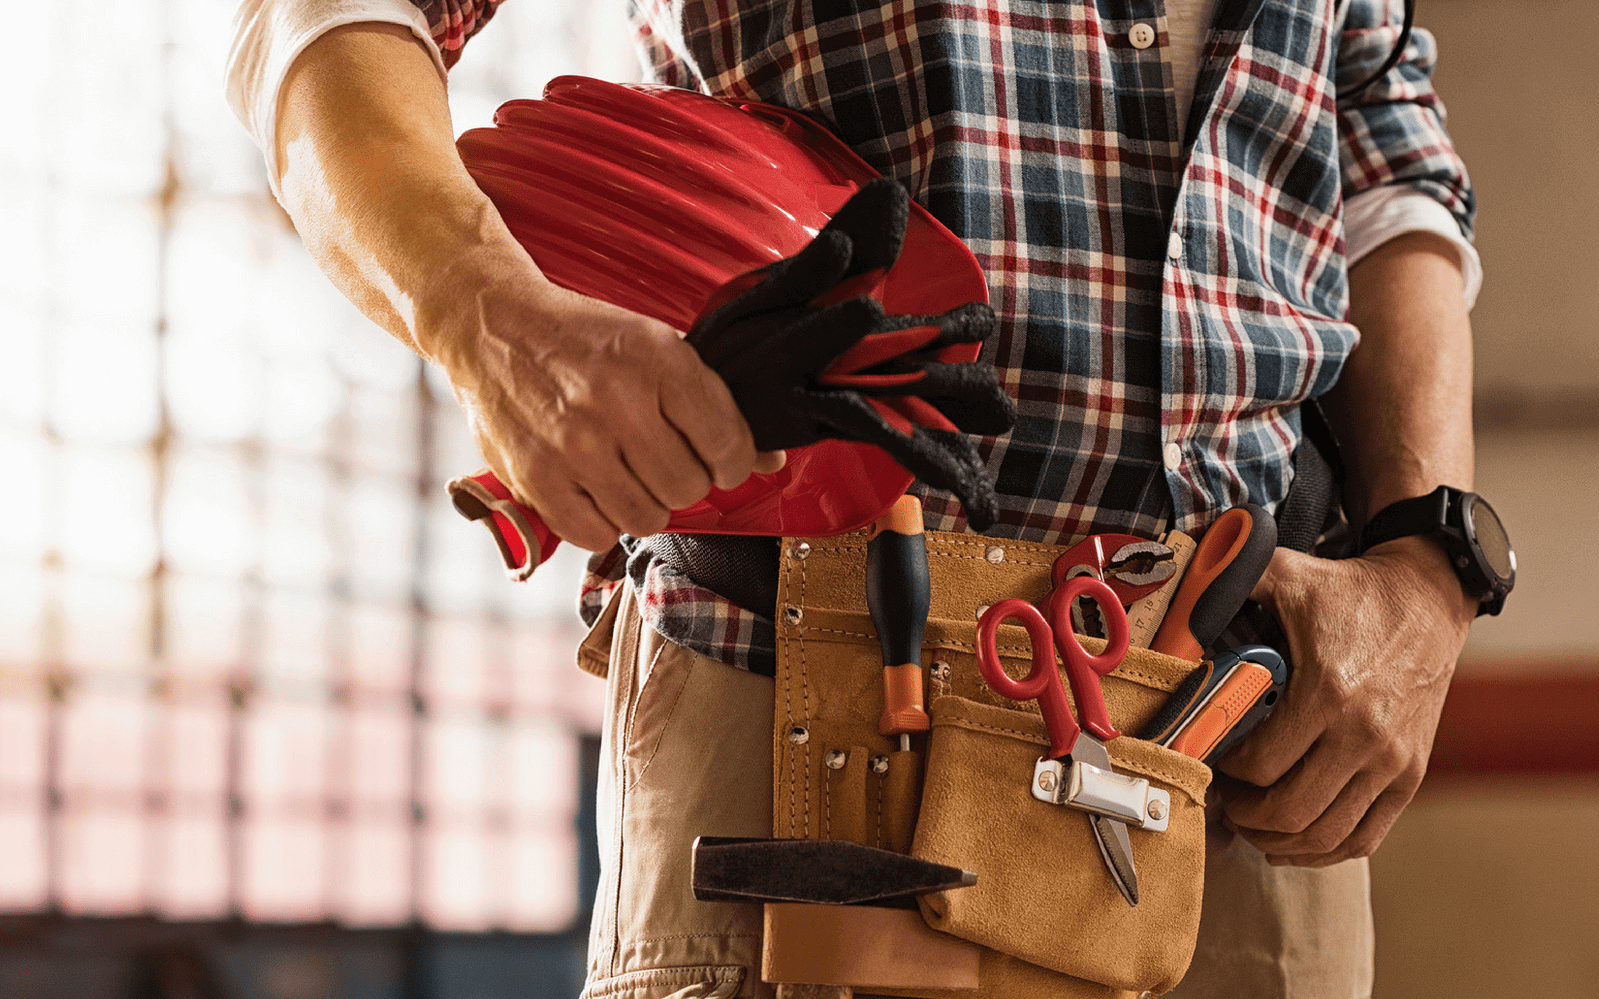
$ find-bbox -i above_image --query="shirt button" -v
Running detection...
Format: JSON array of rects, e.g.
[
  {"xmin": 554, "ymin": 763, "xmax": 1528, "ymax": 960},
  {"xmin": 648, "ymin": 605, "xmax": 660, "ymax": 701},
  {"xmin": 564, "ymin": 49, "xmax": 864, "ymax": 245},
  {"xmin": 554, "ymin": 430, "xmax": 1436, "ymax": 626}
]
[
  {"xmin": 1167, "ymin": 231, "xmax": 1184, "ymax": 260},
  {"xmin": 1163, "ymin": 441, "xmax": 1183, "ymax": 471},
  {"xmin": 1129, "ymin": 23, "xmax": 1156, "ymax": 49}
]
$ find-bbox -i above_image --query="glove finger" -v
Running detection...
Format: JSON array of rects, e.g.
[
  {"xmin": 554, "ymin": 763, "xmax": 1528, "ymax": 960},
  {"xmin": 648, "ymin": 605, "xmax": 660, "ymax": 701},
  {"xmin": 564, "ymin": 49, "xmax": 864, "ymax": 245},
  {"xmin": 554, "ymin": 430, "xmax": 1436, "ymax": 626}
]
[
  {"xmin": 688, "ymin": 228, "xmax": 855, "ymax": 362},
  {"xmin": 872, "ymin": 395, "xmax": 958, "ymax": 435},
  {"xmin": 882, "ymin": 302, "xmax": 997, "ymax": 357},
  {"xmin": 822, "ymin": 323, "xmax": 942, "ymax": 377},
  {"xmin": 920, "ymin": 426, "xmax": 1002, "ymax": 531},
  {"xmin": 818, "ymin": 302, "xmax": 993, "ymax": 381},
  {"xmin": 829, "ymin": 361, "xmax": 1016, "ymax": 437},
  {"xmin": 919, "ymin": 381, "xmax": 1018, "ymax": 437},
  {"xmin": 819, "ymin": 177, "xmax": 908, "ymax": 278},
  {"xmin": 718, "ymin": 296, "xmax": 886, "ymax": 390},
  {"xmin": 803, "ymin": 393, "xmax": 1001, "ymax": 530}
]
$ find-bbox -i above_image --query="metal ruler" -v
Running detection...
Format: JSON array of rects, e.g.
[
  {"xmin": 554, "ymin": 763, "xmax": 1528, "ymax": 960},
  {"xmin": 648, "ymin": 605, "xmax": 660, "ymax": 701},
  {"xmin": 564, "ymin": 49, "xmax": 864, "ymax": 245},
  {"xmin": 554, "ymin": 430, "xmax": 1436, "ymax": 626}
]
[{"xmin": 1126, "ymin": 528, "xmax": 1197, "ymax": 649}]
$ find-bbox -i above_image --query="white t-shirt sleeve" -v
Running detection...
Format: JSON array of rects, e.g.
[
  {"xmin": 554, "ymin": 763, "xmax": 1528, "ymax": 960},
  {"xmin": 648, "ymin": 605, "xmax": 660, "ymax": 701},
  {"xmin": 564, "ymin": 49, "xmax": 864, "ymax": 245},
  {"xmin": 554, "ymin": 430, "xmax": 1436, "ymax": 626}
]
[
  {"xmin": 225, "ymin": 0, "xmax": 449, "ymax": 201},
  {"xmin": 1343, "ymin": 184, "xmax": 1483, "ymax": 310}
]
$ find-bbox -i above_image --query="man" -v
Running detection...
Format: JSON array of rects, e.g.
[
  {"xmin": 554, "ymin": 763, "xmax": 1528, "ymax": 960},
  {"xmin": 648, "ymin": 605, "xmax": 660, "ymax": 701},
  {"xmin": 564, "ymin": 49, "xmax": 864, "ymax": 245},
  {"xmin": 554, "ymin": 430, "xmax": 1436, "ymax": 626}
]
[{"xmin": 227, "ymin": 0, "xmax": 1486, "ymax": 995}]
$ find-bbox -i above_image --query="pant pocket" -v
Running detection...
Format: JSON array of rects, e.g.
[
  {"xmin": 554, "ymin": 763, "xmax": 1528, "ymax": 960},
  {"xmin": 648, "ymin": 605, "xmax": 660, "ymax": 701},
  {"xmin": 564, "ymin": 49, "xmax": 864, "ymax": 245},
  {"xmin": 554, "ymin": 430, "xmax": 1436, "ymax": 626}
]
[
  {"xmin": 581, "ymin": 963, "xmax": 746, "ymax": 999},
  {"xmin": 578, "ymin": 582, "xmax": 627, "ymax": 679},
  {"xmin": 622, "ymin": 638, "xmax": 699, "ymax": 791}
]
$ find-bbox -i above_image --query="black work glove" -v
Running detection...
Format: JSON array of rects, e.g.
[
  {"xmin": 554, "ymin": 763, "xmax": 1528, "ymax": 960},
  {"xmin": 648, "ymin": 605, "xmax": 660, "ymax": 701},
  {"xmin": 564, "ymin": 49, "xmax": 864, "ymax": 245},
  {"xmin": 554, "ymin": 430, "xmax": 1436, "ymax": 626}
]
[{"xmin": 686, "ymin": 178, "xmax": 1016, "ymax": 530}]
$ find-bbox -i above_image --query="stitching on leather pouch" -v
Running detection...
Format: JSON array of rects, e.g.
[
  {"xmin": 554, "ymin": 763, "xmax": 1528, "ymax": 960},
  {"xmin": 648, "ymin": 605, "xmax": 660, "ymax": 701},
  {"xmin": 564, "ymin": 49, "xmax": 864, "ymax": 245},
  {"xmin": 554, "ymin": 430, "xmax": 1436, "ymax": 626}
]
[
  {"xmin": 804, "ymin": 624, "xmax": 875, "ymax": 640},
  {"xmin": 875, "ymin": 768, "xmax": 884, "ymax": 849},
  {"xmin": 805, "ymin": 534, "xmax": 1069, "ymax": 560},
  {"xmin": 823, "ymin": 764, "xmax": 832, "ymax": 838},
  {"xmin": 781, "ymin": 551, "xmax": 799, "ymax": 839},
  {"xmin": 799, "ymin": 554, "xmax": 812, "ymax": 837},
  {"xmin": 938, "ymin": 715, "xmax": 1207, "ymax": 798}
]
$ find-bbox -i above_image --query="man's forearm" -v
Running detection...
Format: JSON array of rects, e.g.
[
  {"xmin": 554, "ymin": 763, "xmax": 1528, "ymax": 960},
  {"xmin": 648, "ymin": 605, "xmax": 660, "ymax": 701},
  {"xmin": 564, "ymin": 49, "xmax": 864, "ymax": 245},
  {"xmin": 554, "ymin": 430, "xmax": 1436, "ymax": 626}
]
[
  {"xmin": 273, "ymin": 21, "xmax": 537, "ymax": 362},
  {"xmin": 1217, "ymin": 232, "xmax": 1482, "ymax": 862},
  {"xmin": 1324, "ymin": 230, "xmax": 1475, "ymax": 528},
  {"xmin": 268, "ymin": 26, "xmax": 774, "ymax": 546}
]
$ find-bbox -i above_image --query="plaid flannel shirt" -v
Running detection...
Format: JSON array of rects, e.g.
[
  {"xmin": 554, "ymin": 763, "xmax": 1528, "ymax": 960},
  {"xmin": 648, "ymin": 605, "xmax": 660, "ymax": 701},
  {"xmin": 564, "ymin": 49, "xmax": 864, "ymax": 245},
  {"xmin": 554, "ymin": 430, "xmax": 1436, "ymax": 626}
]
[{"xmin": 414, "ymin": 0, "xmax": 1473, "ymax": 673}]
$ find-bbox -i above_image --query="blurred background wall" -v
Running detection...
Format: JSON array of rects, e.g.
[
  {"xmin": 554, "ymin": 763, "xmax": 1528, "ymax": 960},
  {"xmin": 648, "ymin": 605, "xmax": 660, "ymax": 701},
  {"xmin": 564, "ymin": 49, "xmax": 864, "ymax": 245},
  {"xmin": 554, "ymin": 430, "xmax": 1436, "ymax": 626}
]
[
  {"xmin": 1368, "ymin": 2, "xmax": 1599, "ymax": 995},
  {"xmin": 0, "ymin": 1, "xmax": 1593, "ymax": 997},
  {"xmin": 0, "ymin": 2, "xmax": 634, "ymax": 995}
]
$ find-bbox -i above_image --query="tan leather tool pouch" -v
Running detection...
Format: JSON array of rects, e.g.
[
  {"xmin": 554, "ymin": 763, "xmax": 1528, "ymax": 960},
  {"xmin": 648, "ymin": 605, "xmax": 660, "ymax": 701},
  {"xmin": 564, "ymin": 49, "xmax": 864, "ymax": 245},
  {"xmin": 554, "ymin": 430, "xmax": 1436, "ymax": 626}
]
[
  {"xmin": 913, "ymin": 686, "xmax": 1210, "ymax": 994},
  {"xmin": 774, "ymin": 530, "xmax": 1211, "ymax": 998}
]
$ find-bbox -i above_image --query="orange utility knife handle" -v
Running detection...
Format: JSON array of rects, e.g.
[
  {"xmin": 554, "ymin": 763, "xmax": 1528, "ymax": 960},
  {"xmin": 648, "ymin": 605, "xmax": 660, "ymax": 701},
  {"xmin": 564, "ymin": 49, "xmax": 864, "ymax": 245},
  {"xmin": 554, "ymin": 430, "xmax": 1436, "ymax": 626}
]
[
  {"xmin": 866, "ymin": 495, "xmax": 933, "ymax": 738},
  {"xmin": 1149, "ymin": 504, "xmax": 1275, "ymax": 662},
  {"xmin": 1166, "ymin": 662, "xmax": 1276, "ymax": 761}
]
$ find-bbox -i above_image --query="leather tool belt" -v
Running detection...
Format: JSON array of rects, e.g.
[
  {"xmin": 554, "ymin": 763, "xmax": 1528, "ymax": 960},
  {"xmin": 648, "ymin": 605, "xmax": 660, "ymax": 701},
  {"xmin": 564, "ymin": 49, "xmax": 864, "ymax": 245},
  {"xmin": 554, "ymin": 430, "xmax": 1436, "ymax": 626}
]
[{"xmin": 772, "ymin": 529, "xmax": 1213, "ymax": 998}]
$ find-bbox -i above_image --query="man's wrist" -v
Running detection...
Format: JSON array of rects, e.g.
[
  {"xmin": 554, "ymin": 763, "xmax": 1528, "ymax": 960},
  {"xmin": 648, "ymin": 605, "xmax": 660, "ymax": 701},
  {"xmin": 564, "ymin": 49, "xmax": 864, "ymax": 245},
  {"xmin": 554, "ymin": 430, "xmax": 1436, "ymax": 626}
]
[
  {"xmin": 411, "ymin": 234, "xmax": 552, "ymax": 374},
  {"xmin": 1360, "ymin": 534, "xmax": 1479, "ymax": 628}
]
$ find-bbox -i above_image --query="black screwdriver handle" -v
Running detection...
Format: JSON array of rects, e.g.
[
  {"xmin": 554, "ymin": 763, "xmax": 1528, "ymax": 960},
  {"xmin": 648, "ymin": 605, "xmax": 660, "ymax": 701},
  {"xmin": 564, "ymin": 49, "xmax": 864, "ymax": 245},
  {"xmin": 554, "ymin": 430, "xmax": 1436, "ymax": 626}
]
[{"xmin": 866, "ymin": 495, "xmax": 932, "ymax": 736}]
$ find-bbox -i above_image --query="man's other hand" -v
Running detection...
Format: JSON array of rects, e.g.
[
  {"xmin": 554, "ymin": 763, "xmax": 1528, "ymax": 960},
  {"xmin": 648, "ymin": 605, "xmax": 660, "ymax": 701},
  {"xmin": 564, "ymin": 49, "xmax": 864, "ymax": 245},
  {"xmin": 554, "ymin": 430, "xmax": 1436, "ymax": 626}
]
[
  {"xmin": 431, "ymin": 267, "xmax": 785, "ymax": 553},
  {"xmin": 1214, "ymin": 536, "xmax": 1476, "ymax": 866}
]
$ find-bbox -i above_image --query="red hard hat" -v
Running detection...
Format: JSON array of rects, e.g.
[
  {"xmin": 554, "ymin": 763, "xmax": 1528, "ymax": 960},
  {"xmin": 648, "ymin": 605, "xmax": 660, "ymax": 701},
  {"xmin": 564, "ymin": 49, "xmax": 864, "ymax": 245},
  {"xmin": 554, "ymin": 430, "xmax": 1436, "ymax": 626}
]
[{"xmin": 450, "ymin": 77, "xmax": 990, "ymax": 571}]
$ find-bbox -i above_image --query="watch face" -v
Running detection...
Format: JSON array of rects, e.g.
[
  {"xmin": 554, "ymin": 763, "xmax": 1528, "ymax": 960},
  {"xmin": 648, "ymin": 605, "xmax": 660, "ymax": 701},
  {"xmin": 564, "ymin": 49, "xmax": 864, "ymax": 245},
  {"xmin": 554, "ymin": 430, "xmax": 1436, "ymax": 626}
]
[{"xmin": 1467, "ymin": 495, "xmax": 1515, "ymax": 582}]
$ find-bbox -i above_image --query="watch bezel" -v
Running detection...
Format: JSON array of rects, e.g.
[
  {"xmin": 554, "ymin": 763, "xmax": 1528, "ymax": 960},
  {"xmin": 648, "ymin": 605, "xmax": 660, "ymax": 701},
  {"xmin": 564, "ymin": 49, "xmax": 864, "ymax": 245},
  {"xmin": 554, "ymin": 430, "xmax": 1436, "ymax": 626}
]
[{"xmin": 1459, "ymin": 492, "xmax": 1515, "ymax": 613}]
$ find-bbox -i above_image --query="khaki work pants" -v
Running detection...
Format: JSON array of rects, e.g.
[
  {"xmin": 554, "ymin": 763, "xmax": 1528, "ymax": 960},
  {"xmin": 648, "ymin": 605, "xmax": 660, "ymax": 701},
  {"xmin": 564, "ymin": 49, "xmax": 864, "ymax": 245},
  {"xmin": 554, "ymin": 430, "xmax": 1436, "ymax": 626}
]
[{"xmin": 579, "ymin": 584, "xmax": 1373, "ymax": 999}]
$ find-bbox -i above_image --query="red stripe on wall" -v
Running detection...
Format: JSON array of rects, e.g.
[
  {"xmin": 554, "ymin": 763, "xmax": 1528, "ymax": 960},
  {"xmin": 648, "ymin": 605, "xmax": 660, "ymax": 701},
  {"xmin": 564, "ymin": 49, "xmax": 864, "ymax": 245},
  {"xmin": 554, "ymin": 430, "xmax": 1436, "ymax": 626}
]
[{"xmin": 1429, "ymin": 672, "xmax": 1599, "ymax": 775}]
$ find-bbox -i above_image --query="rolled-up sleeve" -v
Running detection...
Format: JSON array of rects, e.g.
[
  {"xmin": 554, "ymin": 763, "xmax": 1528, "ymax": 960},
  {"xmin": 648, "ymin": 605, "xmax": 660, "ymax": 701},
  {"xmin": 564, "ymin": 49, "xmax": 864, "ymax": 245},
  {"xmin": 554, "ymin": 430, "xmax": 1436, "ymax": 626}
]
[
  {"xmin": 225, "ymin": 0, "xmax": 506, "ymax": 200},
  {"xmin": 1335, "ymin": 0, "xmax": 1475, "ymax": 243}
]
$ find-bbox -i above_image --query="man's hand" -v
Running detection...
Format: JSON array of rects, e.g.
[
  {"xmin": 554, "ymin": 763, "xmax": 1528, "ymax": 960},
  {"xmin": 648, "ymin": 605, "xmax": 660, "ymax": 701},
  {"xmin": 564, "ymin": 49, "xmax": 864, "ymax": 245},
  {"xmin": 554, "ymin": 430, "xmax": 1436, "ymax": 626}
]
[
  {"xmin": 1212, "ymin": 228, "xmax": 1478, "ymax": 866},
  {"xmin": 432, "ymin": 266, "xmax": 785, "ymax": 553},
  {"xmin": 1215, "ymin": 535, "xmax": 1476, "ymax": 867},
  {"xmin": 271, "ymin": 23, "xmax": 781, "ymax": 554}
]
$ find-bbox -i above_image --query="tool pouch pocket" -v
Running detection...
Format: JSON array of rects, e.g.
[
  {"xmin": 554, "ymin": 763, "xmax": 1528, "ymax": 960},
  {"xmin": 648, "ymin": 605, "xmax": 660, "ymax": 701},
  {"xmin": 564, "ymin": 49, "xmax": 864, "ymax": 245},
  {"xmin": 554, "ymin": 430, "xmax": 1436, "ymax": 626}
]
[{"xmin": 912, "ymin": 681, "xmax": 1210, "ymax": 995}]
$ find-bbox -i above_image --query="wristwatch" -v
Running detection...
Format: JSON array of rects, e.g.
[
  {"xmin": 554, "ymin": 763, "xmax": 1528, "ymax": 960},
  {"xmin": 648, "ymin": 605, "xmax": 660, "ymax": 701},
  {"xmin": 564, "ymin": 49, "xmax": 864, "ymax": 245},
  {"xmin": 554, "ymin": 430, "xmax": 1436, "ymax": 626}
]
[{"xmin": 1356, "ymin": 486, "xmax": 1516, "ymax": 616}]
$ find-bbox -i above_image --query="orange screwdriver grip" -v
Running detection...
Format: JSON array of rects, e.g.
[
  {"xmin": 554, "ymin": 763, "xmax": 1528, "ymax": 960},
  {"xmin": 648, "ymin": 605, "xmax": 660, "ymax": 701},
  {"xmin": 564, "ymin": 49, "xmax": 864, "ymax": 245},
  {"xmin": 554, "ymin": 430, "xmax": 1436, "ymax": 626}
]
[{"xmin": 880, "ymin": 663, "xmax": 932, "ymax": 735}]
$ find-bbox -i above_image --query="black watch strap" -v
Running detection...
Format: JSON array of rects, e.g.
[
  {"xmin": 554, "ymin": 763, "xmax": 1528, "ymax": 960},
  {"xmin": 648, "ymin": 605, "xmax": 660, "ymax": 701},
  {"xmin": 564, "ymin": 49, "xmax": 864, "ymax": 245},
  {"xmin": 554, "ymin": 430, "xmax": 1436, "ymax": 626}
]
[
  {"xmin": 1357, "ymin": 486, "xmax": 1515, "ymax": 616},
  {"xmin": 1358, "ymin": 488, "xmax": 1454, "ymax": 554}
]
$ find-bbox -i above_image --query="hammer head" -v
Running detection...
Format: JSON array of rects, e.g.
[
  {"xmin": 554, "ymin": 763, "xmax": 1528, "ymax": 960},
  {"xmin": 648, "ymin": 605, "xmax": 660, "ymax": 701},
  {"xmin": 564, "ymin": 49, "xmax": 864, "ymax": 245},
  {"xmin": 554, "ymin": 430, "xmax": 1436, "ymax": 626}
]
[{"xmin": 691, "ymin": 836, "xmax": 977, "ymax": 906}]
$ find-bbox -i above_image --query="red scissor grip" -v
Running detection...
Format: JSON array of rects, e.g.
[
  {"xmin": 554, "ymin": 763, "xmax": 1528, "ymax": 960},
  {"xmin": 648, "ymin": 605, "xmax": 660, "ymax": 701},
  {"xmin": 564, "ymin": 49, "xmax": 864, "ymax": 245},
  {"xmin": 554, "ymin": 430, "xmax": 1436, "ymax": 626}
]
[
  {"xmin": 976, "ymin": 599, "xmax": 1080, "ymax": 759},
  {"xmin": 1046, "ymin": 576, "xmax": 1128, "ymax": 742}
]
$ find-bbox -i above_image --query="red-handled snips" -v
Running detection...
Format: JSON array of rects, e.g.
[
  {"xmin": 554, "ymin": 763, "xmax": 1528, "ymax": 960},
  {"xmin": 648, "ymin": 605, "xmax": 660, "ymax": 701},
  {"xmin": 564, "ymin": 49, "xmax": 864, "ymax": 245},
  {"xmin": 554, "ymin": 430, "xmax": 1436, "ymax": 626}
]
[
  {"xmin": 976, "ymin": 578, "xmax": 1128, "ymax": 759},
  {"xmin": 975, "ymin": 576, "xmax": 1167, "ymax": 906}
]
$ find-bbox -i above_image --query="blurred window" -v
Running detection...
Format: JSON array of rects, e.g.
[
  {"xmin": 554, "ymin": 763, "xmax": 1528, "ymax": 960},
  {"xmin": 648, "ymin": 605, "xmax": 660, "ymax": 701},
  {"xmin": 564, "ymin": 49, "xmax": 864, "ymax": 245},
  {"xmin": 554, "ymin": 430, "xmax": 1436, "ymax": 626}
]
[{"xmin": 0, "ymin": 1, "xmax": 630, "ymax": 930}]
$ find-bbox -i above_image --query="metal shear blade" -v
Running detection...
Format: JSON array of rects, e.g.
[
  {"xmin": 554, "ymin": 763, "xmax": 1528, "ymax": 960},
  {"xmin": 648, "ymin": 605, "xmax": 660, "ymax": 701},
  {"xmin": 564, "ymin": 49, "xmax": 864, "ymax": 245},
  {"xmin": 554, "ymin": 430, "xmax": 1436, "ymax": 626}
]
[{"xmin": 1069, "ymin": 733, "xmax": 1140, "ymax": 907}]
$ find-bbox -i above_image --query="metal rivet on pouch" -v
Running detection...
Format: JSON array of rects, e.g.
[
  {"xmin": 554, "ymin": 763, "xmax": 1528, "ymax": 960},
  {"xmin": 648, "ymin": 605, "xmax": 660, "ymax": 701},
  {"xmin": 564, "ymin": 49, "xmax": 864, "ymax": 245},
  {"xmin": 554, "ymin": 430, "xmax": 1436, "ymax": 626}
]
[
  {"xmin": 931, "ymin": 661, "xmax": 951, "ymax": 682},
  {"xmin": 1148, "ymin": 799, "xmax": 1168, "ymax": 821},
  {"xmin": 789, "ymin": 542, "xmax": 811, "ymax": 561},
  {"xmin": 1038, "ymin": 771, "xmax": 1058, "ymax": 793},
  {"xmin": 788, "ymin": 726, "xmax": 809, "ymax": 745},
  {"xmin": 783, "ymin": 605, "xmax": 803, "ymax": 625},
  {"xmin": 869, "ymin": 755, "xmax": 889, "ymax": 775},
  {"xmin": 975, "ymin": 604, "xmax": 990, "ymax": 619},
  {"xmin": 985, "ymin": 545, "xmax": 1004, "ymax": 564},
  {"xmin": 824, "ymin": 749, "xmax": 847, "ymax": 770}
]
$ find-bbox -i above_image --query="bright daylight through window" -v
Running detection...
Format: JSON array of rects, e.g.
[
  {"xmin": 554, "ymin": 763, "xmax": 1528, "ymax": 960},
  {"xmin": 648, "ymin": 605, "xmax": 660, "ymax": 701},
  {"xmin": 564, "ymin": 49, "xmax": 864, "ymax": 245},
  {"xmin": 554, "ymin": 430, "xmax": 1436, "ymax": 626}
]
[{"xmin": 0, "ymin": 2, "xmax": 626, "ymax": 932}]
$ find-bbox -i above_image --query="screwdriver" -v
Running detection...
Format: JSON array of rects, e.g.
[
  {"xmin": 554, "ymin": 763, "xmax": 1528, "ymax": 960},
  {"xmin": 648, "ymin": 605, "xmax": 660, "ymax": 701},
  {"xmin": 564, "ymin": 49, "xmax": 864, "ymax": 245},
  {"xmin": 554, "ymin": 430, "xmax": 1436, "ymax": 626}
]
[{"xmin": 866, "ymin": 494, "xmax": 933, "ymax": 751}]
